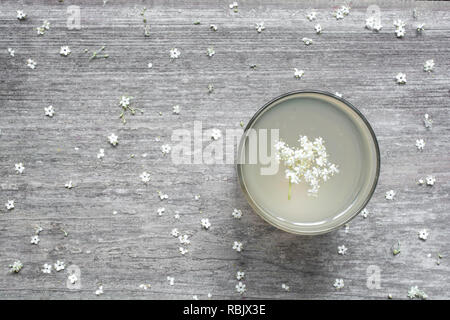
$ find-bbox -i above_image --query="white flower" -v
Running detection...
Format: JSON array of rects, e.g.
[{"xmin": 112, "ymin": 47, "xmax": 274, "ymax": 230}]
[
  {"xmin": 415, "ymin": 139, "xmax": 425, "ymax": 150},
  {"xmin": 59, "ymin": 46, "xmax": 71, "ymax": 56},
  {"xmin": 8, "ymin": 48, "xmax": 15, "ymax": 57},
  {"xmin": 97, "ymin": 148, "xmax": 105, "ymax": 159},
  {"xmin": 171, "ymin": 228, "xmax": 180, "ymax": 237},
  {"xmin": 27, "ymin": 58, "xmax": 37, "ymax": 69},
  {"xmin": 139, "ymin": 283, "xmax": 151, "ymax": 290},
  {"xmin": 423, "ymin": 59, "xmax": 434, "ymax": 72},
  {"xmin": 418, "ymin": 229, "xmax": 428, "ymax": 241},
  {"xmin": 425, "ymin": 175, "xmax": 435, "ymax": 186},
  {"xmin": 192, "ymin": 295, "xmax": 199, "ymax": 300},
  {"xmin": 281, "ymin": 283, "xmax": 290, "ymax": 291},
  {"xmin": 306, "ymin": 11, "xmax": 317, "ymax": 21},
  {"xmin": 158, "ymin": 191, "xmax": 168, "ymax": 200},
  {"xmin": 210, "ymin": 24, "xmax": 218, "ymax": 31},
  {"xmin": 95, "ymin": 286, "xmax": 104, "ymax": 295},
  {"xmin": 35, "ymin": 226, "xmax": 43, "ymax": 235},
  {"xmin": 361, "ymin": 208, "xmax": 369, "ymax": 219},
  {"xmin": 44, "ymin": 105, "xmax": 55, "ymax": 117},
  {"xmin": 5, "ymin": 200, "xmax": 14, "ymax": 210},
  {"xmin": 42, "ymin": 263, "xmax": 52, "ymax": 274},
  {"xmin": 338, "ymin": 245, "xmax": 347, "ymax": 255},
  {"xmin": 157, "ymin": 207, "xmax": 165, "ymax": 216},
  {"xmin": 172, "ymin": 105, "xmax": 180, "ymax": 114},
  {"xmin": 395, "ymin": 26, "xmax": 405, "ymax": 38},
  {"xmin": 416, "ymin": 23, "xmax": 425, "ymax": 32},
  {"xmin": 393, "ymin": 19, "xmax": 405, "ymax": 28},
  {"xmin": 206, "ymin": 47, "xmax": 215, "ymax": 57},
  {"xmin": 161, "ymin": 144, "xmax": 171, "ymax": 154},
  {"xmin": 167, "ymin": 276, "xmax": 175, "ymax": 286},
  {"xmin": 15, "ymin": 163, "xmax": 25, "ymax": 174},
  {"xmin": 255, "ymin": 22, "xmax": 265, "ymax": 33},
  {"xmin": 211, "ymin": 129, "xmax": 222, "ymax": 140},
  {"xmin": 140, "ymin": 171, "xmax": 151, "ymax": 184},
  {"xmin": 236, "ymin": 281, "xmax": 246, "ymax": 294},
  {"xmin": 232, "ymin": 241, "xmax": 243, "ymax": 252},
  {"xmin": 236, "ymin": 271, "xmax": 245, "ymax": 280},
  {"xmin": 179, "ymin": 234, "xmax": 190, "ymax": 245},
  {"xmin": 232, "ymin": 208, "xmax": 243, "ymax": 219},
  {"xmin": 333, "ymin": 278, "xmax": 344, "ymax": 289},
  {"xmin": 16, "ymin": 10, "xmax": 27, "ymax": 20},
  {"xmin": 194, "ymin": 194, "xmax": 201, "ymax": 201},
  {"xmin": 108, "ymin": 133, "xmax": 118, "ymax": 146},
  {"xmin": 418, "ymin": 178, "xmax": 425, "ymax": 185},
  {"xmin": 36, "ymin": 20, "xmax": 50, "ymax": 35},
  {"xmin": 68, "ymin": 273, "xmax": 78, "ymax": 284},
  {"xmin": 423, "ymin": 114, "xmax": 432, "ymax": 129},
  {"xmin": 201, "ymin": 218, "xmax": 211, "ymax": 229},
  {"xmin": 395, "ymin": 73, "xmax": 406, "ymax": 84},
  {"xmin": 179, "ymin": 247, "xmax": 188, "ymax": 255},
  {"xmin": 30, "ymin": 235, "xmax": 40, "ymax": 245},
  {"xmin": 334, "ymin": 6, "xmax": 350, "ymax": 20},
  {"xmin": 54, "ymin": 260, "xmax": 65, "ymax": 271},
  {"xmin": 385, "ymin": 190, "xmax": 395, "ymax": 200},
  {"xmin": 147, "ymin": 62, "xmax": 153, "ymax": 68},
  {"xmin": 174, "ymin": 213, "xmax": 180, "ymax": 219},
  {"xmin": 119, "ymin": 95, "xmax": 131, "ymax": 108},
  {"xmin": 314, "ymin": 24, "xmax": 322, "ymax": 34},
  {"xmin": 335, "ymin": 92, "xmax": 343, "ymax": 98},
  {"xmin": 408, "ymin": 286, "xmax": 428, "ymax": 299},
  {"xmin": 65, "ymin": 181, "xmax": 73, "ymax": 189},
  {"xmin": 229, "ymin": 2, "xmax": 238, "ymax": 9},
  {"xmin": 294, "ymin": 68, "xmax": 304, "ymax": 79},
  {"xmin": 9, "ymin": 260, "xmax": 23, "ymax": 273},
  {"xmin": 302, "ymin": 37, "xmax": 313, "ymax": 45},
  {"xmin": 366, "ymin": 16, "xmax": 382, "ymax": 31},
  {"xmin": 170, "ymin": 48, "xmax": 181, "ymax": 59}
]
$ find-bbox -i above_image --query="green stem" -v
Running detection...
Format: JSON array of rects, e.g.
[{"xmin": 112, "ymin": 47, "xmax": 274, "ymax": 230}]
[{"xmin": 288, "ymin": 180, "xmax": 292, "ymax": 200}]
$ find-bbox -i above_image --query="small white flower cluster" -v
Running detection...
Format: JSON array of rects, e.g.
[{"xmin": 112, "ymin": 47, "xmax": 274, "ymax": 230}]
[
  {"xmin": 314, "ymin": 24, "xmax": 322, "ymax": 34},
  {"xmin": 167, "ymin": 276, "xmax": 175, "ymax": 286},
  {"xmin": 417, "ymin": 175, "xmax": 435, "ymax": 186},
  {"xmin": 8, "ymin": 48, "xmax": 15, "ymax": 57},
  {"xmin": 5, "ymin": 199, "xmax": 15, "ymax": 210},
  {"xmin": 423, "ymin": 114, "xmax": 432, "ymax": 129},
  {"xmin": 31, "ymin": 235, "xmax": 40, "ymax": 245},
  {"xmin": 97, "ymin": 148, "xmax": 105, "ymax": 159},
  {"xmin": 236, "ymin": 281, "xmax": 246, "ymax": 294},
  {"xmin": 170, "ymin": 48, "xmax": 181, "ymax": 59},
  {"xmin": 157, "ymin": 207, "xmax": 165, "ymax": 216},
  {"xmin": 423, "ymin": 59, "xmax": 434, "ymax": 72},
  {"xmin": 395, "ymin": 72, "xmax": 406, "ymax": 84},
  {"xmin": 45, "ymin": 105, "xmax": 55, "ymax": 117},
  {"xmin": 161, "ymin": 144, "xmax": 171, "ymax": 155},
  {"xmin": 385, "ymin": 190, "xmax": 395, "ymax": 200},
  {"xmin": 158, "ymin": 191, "xmax": 168, "ymax": 200},
  {"xmin": 95, "ymin": 285, "xmax": 104, "ymax": 295},
  {"xmin": 416, "ymin": 23, "xmax": 425, "ymax": 33},
  {"xmin": 418, "ymin": 229, "xmax": 429, "ymax": 241},
  {"xmin": 15, "ymin": 163, "xmax": 25, "ymax": 174},
  {"xmin": 302, "ymin": 37, "xmax": 313, "ymax": 45},
  {"xmin": 294, "ymin": 68, "xmax": 304, "ymax": 79},
  {"xmin": 365, "ymin": 16, "xmax": 382, "ymax": 32},
  {"xmin": 408, "ymin": 286, "xmax": 428, "ymax": 299},
  {"xmin": 59, "ymin": 46, "xmax": 71, "ymax": 56},
  {"xmin": 27, "ymin": 58, "xmax": 37, "ymax": 69},
  {"xmin": 9, "ymin": 260, "xmax": 23, "ymax": 273},
  {"xmin": 41, "ymin": 260, "xmax": 65, "ymax": 274},
  {"xmin": 140, "ymin": 171, "xmax": 151, "ymax": 184},
  {"xmin": 337, "ymin": 245, "xmax": 347, "ymax": 255},
  {"xmin": 200, "ymin": 218, "xmax": 211, "ymax": 229},
  {"xmin": 36, "ymin": 20, "xmax": 50, "ymax": 35},
  {"xmin": 393, "ymin": 19, "xmax": 406, "ymax": 38},
  {"xmin": 232, "ymin": 241, "xmax": 243, "ymax": 252},
  {"xmin": 333, "ymin": 5, "xmax": 350, "ymax": 20},
  {"xmin": 415, "ymin": 138, "xmax": 425, "ymax": 150},
  {"xmin": 281, "ymin": 283, "xmax": 290, "ymax": 291},
  {"xmin": 255, "ymin": 22, "xmax": 265, "ymax": 33},
  {"xmin": 68, "ymin": 273, "xmax": 78, "ymax": 284},
  {"xmin": 172, "ymin": 105, "xmax": 180, "ymax": 114},
  {"xmin": 229, "ymin": 2, "xmax": 238, "ymax": 12},
  {"xmin": 333, "ymin": 278, "xmax": 344, "ymax": 289},
  {"xmin": 361, "ymin": 208, "xmax": 369, "ymax": 219},
  {"xmin": 17, "ymin": 10, "xmax": 27, "ymax": 20},
  {"xmin": 139, "ymin": 283, "xmax": 151, "ymax": 290},
  {"xmin": 232, "ymin": 208, "xmax": 242, "ymax": 219},
  {"xmin": 275, "ymin": 136, "xmax": 339, "ymax": 197},
  {"xmin": 108, "ymin": 133, "xmax": 118, "ymax": 146},
  {"xmin": 206, "ymin": 47, "xmax": 215, "ymax": 57},
  {"xmin": 306, "ymin": 11, "xmax": 317, "ymax": 21}
]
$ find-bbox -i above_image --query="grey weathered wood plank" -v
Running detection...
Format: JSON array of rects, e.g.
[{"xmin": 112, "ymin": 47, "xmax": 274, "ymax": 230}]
[{"xmin": 0, "ymin": 0, "xmax": 449, "ymax": 300}]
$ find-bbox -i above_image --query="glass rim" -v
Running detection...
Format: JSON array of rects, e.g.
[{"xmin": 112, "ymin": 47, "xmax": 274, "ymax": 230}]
[{"xmin": 236, "ymin": 90, "xmax": 381, "ymax": 235}]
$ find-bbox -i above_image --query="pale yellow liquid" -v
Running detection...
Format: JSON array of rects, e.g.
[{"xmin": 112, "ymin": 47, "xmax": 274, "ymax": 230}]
[{"xmin": 238, "ymin": 92, "xmax": 379, "ymax": 234}]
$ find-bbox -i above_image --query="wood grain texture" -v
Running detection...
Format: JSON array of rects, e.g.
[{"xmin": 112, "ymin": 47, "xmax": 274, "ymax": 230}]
[{"xmin": 0, "ymin": 0, "xmax": 449, "ymax": 300}]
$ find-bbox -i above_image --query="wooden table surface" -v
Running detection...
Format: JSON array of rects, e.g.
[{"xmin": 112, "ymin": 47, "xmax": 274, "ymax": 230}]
[{"xmin": 0, "ymin": 0, "xmax": 449, "ymax": 300}]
